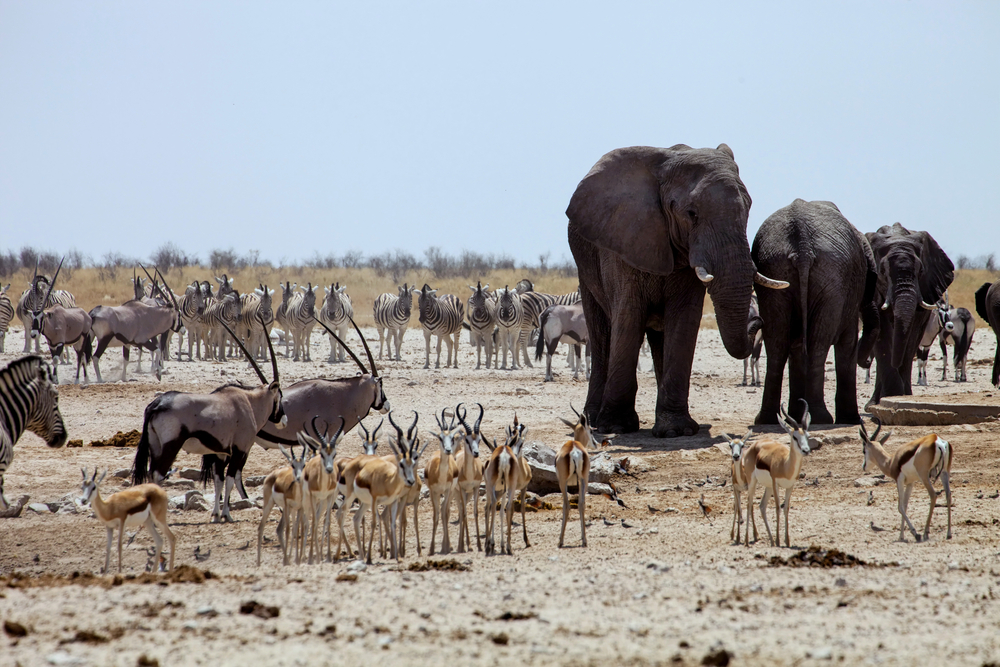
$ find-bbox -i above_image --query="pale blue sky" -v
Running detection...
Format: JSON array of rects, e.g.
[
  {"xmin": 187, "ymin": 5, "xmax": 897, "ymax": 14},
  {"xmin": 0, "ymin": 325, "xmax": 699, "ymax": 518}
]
[{"xmin": 1, "ymin": 2, "xmax": 997, "ymax": 266}]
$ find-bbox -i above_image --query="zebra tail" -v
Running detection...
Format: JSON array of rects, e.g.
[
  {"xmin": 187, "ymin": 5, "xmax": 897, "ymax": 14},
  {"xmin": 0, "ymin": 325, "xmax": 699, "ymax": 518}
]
[{"xmin": 534, "ymin": 310, "xmax": 549, "ymax": 362}]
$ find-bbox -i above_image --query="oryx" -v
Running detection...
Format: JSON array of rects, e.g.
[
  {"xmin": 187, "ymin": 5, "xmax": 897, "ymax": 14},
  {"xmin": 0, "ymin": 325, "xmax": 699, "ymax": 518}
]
[
  {"xmin": 132, "ymin": 315, "xmax": 286, "ymax": 523},
  {"xmin": 534, "ymin": 302, "xmax": 589, "ymax": 382},
  {"xmin": 89, "ymin": 266, "xmax": 181, "ymax": 382},
  {"xmin": 29, "ymin": 258, "xmax": 96, "ymax": 385},
  {"xmin": 254, "ymin": 315, "xmax": 389, "ymax": 453}
]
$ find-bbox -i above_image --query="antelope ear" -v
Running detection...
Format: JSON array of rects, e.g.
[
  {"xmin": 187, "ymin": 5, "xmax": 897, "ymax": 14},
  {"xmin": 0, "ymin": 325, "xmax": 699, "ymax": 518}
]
[
  {"xmin": 879, "ymin": 431, "xmax": 893, "ymax": 445},
  {"xmin": 559, "ymin": 417, "xmax": 576, "ymax": 428},
  {"xmin": 296, "ymin": 432, "xmax": 321, "ymax": 451}
]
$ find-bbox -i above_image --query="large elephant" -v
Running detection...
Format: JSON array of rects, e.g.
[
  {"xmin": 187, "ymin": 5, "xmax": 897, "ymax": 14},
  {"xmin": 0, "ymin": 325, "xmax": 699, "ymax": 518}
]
[
  {"xmin": 567, "ymin": 144, "xmax": 788, "ymax": 437},
  {"xmin": 975, "ymin": 279, "xmax": 1000, "ymax": 388},
  {"xmin": 751, "ymin": 200, "xmax": 880, "ymax": 425},
  {"xmin": 866, "ymin": 223, "xmax": 954, "ymax": 406}
]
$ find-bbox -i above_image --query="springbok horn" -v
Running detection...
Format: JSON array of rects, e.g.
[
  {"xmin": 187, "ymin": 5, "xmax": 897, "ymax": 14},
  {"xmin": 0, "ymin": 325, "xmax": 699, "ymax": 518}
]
[
  {"xmin": 475, "ymin": 403, "xmax": 484, "ymax": 433},
  {"xmin": 387, "ymin": 410, "xmax": 404, "ymax": 440},
  {"xmin": 570, "ymin": 403, "xmax": 581, "ymax": 420},
  {"xmin": 695, "ymin": 266, "xmax": 714, "ymax": 283},
  {"xmin": 310, "ymin": 415, "xmax": 328, "ymax": 441},
  {"xmin": 312, "ymin": 316, "xmax": 367, "ymax": 375},
  {"xmin": 358, "ymin": 419, "xmax": 371, "ymax": 441},
  {"xmin": 407, "ymin": 411, "xmax": 419, "ymax": 441},
  {"xmin": 456, "ymin": 402, "xmax": 468, "ymax": 430},
  {"xmin": 333, "ymin": 416, "xmax": 346, "ymax": 442},
  {"xmin": 37, "ymin": 257, "xmax": 64, "ymax": 315},
  {"xmin": 754, "ymin": 272, "xmax": 790, "ymax": 289},
  {"xmin": 219, "ymin": 319, "xmax": 268, "ymax": 385},
  {"xmin": 347, "ymin": 314, "xmax": 378, "ymax": 378},
  {"xmin": 778, "ymin": 401, "xmax": 797, "ymax": 428},
  {"xmin": 870, "ymin": 416, "xmax": 882, "ymax": 443},
  {"xmin": 799, "ymin": 398, "xmax": 811, "ymax": 430},
  {"xmin": 372, "ymin": 419, "xmax": 383, "ymax": 439}
]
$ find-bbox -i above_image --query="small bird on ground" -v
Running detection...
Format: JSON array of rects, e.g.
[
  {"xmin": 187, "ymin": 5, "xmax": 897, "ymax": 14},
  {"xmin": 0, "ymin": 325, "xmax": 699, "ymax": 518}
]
[
  {"xmin": 621, "ymin": 518, "xmax": 634, "ymax": 528},
  {"xmin": 602, "ymin": 517, "xmax": 615, "ymax": 526},
  {"xmin": 870, "ymin": 521, "xmax": 885, "ymax": 532},
  {"xmin": 867, "ymin": 491, "xmax": 875, "ymax": 506},
  {"xmin": 194, "ymin": 545, "xmax": 211, "ymax": 562}
]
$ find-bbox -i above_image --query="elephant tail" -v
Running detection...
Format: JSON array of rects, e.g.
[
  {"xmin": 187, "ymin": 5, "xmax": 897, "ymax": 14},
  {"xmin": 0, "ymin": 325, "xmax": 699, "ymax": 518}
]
[{"xmin": 796, "ymin": 255, "xmax": 813, "ymax": 359}]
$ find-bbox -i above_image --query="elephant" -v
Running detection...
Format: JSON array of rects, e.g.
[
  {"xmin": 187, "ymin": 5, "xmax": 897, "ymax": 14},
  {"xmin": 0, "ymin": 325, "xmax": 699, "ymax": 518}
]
[
  {"xmin": 975, "ymin": 279, "xmax": 1000, "ymax": 388},
  {"xmin": 567, "ymin": 144, "xmax": 789, "ymax": 437},
  {"xmin": 751, "ymin": 200, "xmax": 880, "ymax": 425},
  {"xmin": 866, "ymin": 223, "xmax": 954, "ymax": 407}
]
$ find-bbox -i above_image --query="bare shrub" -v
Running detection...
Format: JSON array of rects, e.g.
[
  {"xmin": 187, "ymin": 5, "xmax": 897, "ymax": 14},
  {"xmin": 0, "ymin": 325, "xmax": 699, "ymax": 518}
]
[
  {"xmin": 98, "ymin": 251, "xmax": 136, "ymax": 282},
  {"xmin": 151, "ymin": 243, "xmax": 197, "ymax": 272}
]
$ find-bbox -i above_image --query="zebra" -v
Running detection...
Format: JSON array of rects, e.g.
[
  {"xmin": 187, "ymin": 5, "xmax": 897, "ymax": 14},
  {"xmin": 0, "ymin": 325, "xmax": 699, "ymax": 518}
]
[
  {"xmin": 275, "ymin": 282, "xmax": 299, "ymax": 358},
  {"xmin": 415, "ymin": 284, "xmax": 464, "ymax": 369},
  {"xmin": 0, "ymin": 355, "xmax": 67, "ymax": 511},
  {"xmin": 466, "ymin": 281, "xmax": 497, "ymax": 369},
  {"xmin": 202, "ymin": 290, "xmax": 242, "ymax": 362},
  {"xmin": 287, "ymin": 283, "xmax": 317, "ymax": 362},
  {"xmin": 495, "ymin": 286, "xmax": 524, "ymax": 370},
  {"xmin": 0, "ymin": 284, "xmax": 13, "ymax": 354},
  {"xmin": 175, "ymin": 281, "xmax": 206, "ymax": 361},
  {"xmin": 514, "ymin": 285, "xmax": 581, "ymax": 368},
  {"xmin": 318, "ymin": 282, "xmax": 354, "ymax": 363},
  {"xmin": 373, "ymin": 283, "xmax": 413, "ymax": 361},
  {"xmin": 16, "ymin": 272, "xmax": 76, "ymax": 354},
  {"xmin": 239, "ymin": 284, "xmax": 275, "ymax": 361}
]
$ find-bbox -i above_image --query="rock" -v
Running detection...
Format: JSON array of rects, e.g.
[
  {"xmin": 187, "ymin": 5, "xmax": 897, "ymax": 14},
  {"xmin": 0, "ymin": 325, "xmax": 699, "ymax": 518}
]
[
  {"xmin": 183, "ymin": 491, "xmax": 212, "ymax": 512},
  {"xmin": 701, "ymin": 648, "xmax": 732, "ymax": 666},
  {"xmin": 646, "ymin": 560, "xmax": 671, "ymax": 573},
  {"xmin": 168, "ymin": 495, "xmax": 186, "ymax": 510},
  {"xmin": 807, "ymin": 647, "xmax": 833, "ymax": 660},
  {"xmin": 853, "ymin": 477, "xmax": 879, "ymax": 488},
  {"xmin": 179, "ymin": 468, "xmax": 202, "ymax": 481},
  {"xmin": 3, "ymin": 620, "xmax": 28, "ymax": 637},
  {"xmin": 244, "ymin": 475, "xmax": 266, "ymax": 488},
  {"xmin": 163, "ymin": 479, "xmax": 195, "ymax": 489},
  {"xmin": 56, "ymin": 502, "xmax": 79, "ymax": 515},
  {"xmin": 230, "ymin": 498, "xmax": 255, "ymax": 511},
  {"xmin": 870, "ymin": 396, "xmax": 1000, "ymax": 426},
  {"xmin": 346, "ymin": 560, "xmax": 367, "ymax": 574},
  {"xmin": 112, "ymin": 468, "xmax": 131, "ymax": 478},
  {"xmin": 514, "ymin": 387, "xmax": 529, "ymax": 396},
  {"xmin": 46, "ymin": 652, "xmax": 84, "ymax": 666},
  {"xmin": 587, "ymin": 483, "xmax": 613, "ymax": 496},
  {"xmin": 0, "ymin": 494, "xmax": 30, "ymax": 518},
  {"xmin": 28, "ymin": 503, "xmax": 52, "ymax": 514},
  {"xmin": 522, "ymin": 442, "xmax": 616, "ymax": 495}
]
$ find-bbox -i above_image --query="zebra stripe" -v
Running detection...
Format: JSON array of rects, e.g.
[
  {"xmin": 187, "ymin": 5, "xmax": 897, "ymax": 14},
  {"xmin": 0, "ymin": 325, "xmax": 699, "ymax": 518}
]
[
  {"xmin": 176, "ymin": 282, "xmax": 205, "ymax": 360},
  {"xmin": 286, "ymin": 283, "xmax": 317, "ymax": 362},
  {"xmin": 373, "ymin": 283, "xmax": 412, "ymax": 361},
  {"xmin": 274, "ymin": 282, "xmax": 298, "ymax": 358},
  {"xmin": 0, "ymin": 355, "xmax": 67, "ymax": 511},
  {"xmin": 495, "ymin": 286, "xmax": 524, "ymax": 370},
  {"xmin": 239, "ymin": 285, "xmax": 275, "ymax": 361},
  {"xmin": 466, "ymin": 282, "xmax": 497, "ymax": 369},
  {"xmin": 318, "ymin": 282, "xmax": 354, "ymax": 363},
  {"xmin": 202, "ymin": 291, "xmax": 242, "ymax": 362},
  {"xmin": 0, "ymin": 285, "xmax": 13, "ymax": 354},
  {"xmin": 416, "ymin": 284, "xmax": 464, "ymax": 369}
]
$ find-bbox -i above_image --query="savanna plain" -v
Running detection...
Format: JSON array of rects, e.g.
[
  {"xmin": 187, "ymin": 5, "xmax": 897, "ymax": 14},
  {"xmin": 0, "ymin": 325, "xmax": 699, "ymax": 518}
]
[{"xmin": 1, "ymin": 267, "xmax": 999, "ymax": 667}]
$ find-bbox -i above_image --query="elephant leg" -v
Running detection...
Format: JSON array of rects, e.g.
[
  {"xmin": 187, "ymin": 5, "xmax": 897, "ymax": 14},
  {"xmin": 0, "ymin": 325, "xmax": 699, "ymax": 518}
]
[
  {"xmin": 652, "ymin": 277, "xmax": 703, "ymax": 438},
  {"xmin": 578, "ymin": 282, "xmax": 612, "ymax": 424},
  {"xmin": 756, "ymin": 335, "xmax": 790, "ymax": 425},
  {"xmin": 786, "ymin": 340, "xmax": 810, "ymax": 420},
  {"xmin": 833, "ymin": 327, "xmax": 862, "ymax": 424},
  {"xmin": 802, "ymin": 339, "xmax": 834, "ymax": 424},
  {"xmin": 597, "ymin": 297, "xmax": 645, "ymax": 433},
  {"xmin": 645, "ymin": 329, "xmax": 664, "ymax": 383}
]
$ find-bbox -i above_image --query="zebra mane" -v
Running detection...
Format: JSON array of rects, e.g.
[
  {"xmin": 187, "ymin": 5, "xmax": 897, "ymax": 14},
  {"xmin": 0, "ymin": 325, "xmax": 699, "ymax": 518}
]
[{"xmin": 0, "ymin": 355, "xmax": 44, "ymax": 388}]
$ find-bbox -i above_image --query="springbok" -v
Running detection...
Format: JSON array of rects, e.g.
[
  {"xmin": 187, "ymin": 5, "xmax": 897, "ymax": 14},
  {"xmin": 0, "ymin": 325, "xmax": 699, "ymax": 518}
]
[
  {"xmin": 257, "ymin": 443, "xmax": 310, "ymax": 566},
  {"xmin": 713, "ymin": 429, "xmax": 756, "ymax": 545},
  {"xmin": 132, "ymin": 316, "xmax": 286, "ymax": 523},
  {"xmin": 299, "ymin": 417, "xmax": 345, "ymax": 564},
  {"xmin": 858, "ymin": 418, "xmax": 953, "ymax": 542},
  {"xmin": 425, "ymin": 408, "xmax": 461, "ymax": 555},
  {"xmin": 484, "ymin": 416, "xmax": 532, "ymax": 555},
  {"xmin": 455, "ymin": 403, "xmax": 485, "ymax": 552},
  {"xmin": 80, "ymin": 468, "xmax": 175, "ymax": 573},
  {"xmin": 555, "ymin": 406, "xmax": 601, "ymax": 548},
  {"xmin": 353, "ymin": 410, "xmax": 427, "ymax": 563},
  {"xmin": 742, "ymin": 400, "xmax": 812, "ymax": 547},
  {"xmin": 333, "ymin": 419, "xmax": 383, "ymax": 561}
]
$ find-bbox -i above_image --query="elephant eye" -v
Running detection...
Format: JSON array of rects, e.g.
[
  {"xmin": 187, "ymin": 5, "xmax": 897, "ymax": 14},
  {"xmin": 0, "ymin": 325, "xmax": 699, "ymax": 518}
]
[{"xmin": 687, "ymin": 210, "xmax": 698, "ymax": 224}]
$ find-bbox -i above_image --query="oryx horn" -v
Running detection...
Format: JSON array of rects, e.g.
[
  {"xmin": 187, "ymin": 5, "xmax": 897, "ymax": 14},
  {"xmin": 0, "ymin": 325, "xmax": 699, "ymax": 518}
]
[
  {"xmin": 219, "ymin": 319, "xmax": 269, "ymax": 386},
  {"xmin": 36, "ymin": 256, "xmax": 64, "ymax": 315},
  {"xmin": 311, "ymin": 315, "xmax": 369, "ymax": 376},
  {"xmin": 347, "ymin": 314, "xmax": 379, "ymax": 378}
]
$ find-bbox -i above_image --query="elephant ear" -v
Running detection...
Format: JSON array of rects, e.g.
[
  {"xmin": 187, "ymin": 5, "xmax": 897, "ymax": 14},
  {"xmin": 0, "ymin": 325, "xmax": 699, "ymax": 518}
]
[
  {"xmin": 914, "ymin": 231, "xmax": 954, "ymax": 303},
  {"xmin": 567, "ymin": 148, "xmax": 676, "ymax": 276},
  {"xmin": 857, "ymin": 233, "xmax": 881, "ymax": 365},
  {"xmin": 812, "ymin": 200, "xmax": 841, "ymax": 213},
  {"xmin": 975, "ymin": 282, "xmax": 993, "ymax": 322}
]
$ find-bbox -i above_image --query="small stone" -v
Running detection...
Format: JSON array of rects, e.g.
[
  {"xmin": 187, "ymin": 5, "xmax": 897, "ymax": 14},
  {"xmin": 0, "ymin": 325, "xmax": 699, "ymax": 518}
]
[
  {"xmin": 490, "ymin": 632, "xmax": 509, "ymax": 645},
  {"xmin": 182, "ymin": 621, "xmax": 199, "ymax": 630},
  {"xmin": 701, "ymin": 647, "xmax": 732, "ymax": 666},
  {"xmin": 853, "ymin": 477, "xmax": 878, "ymax": 488},
  {"xmin": 46, "ymin": 652, "xmax": 84, "ymax": 666},
  {"xmin": 3, "ymin": 620, "xmax": 28, "ymax": 637},
  {"xmin": 835, "ymin": 577, "xmax": 847, "ymax": 587},
  {"xmin": 515, "ymin": 388, "xmax": 529, "ymax": 396},
  {"xmin": 28, "ymin": 503, "xmax": 52, "ymax": 513},
  {"xmin": 179, "ymin": 468, "xmax": 201, "ymax": 481},
  {"xmin": 183, "ymin": 490, "xmax": 211, "ymax": 512},
  {"xmin": 647, "ymin": 560, "xmax": 671, "ymax": 573},
  {"xmin": 244, "ymin": 475, "xmax": 266, "ymax": 487},
  {"xmin": 346, "ymin": 560, "xmax": 367, "ymax": 574},
  {"xmin": 196, "ymin": 606, "xmax": 218, "ymax": 617},
  {"xmin": 230, "ymin": 499, "xmax": 254, "ymax": 511},
  {"xmin": 112, "ymin": 468, "xmax": 131, "ymax": 478},
  {"xmin": 647, "ymin": 527, "xmax": 659, "ymax": 534},
  {"xmin": 807, "ymin": 647, "xmax": 833, "ymax": 660}
]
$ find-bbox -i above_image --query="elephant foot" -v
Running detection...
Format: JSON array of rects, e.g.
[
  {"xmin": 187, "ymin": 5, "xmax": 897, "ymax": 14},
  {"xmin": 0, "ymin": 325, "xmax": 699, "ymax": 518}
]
[
  {"xmin": 754, "ymin": 409, "xmax": 779, "ymax": 425},
  {"xmin": 809, "ymin": 406, "xmax": 835, "ymax": 424},
  {"xmin": 834, "ymin": 408, "xmax": 862, "ymax": 425},
  {"xmin": 595, "ymin": 407, "xmax": 640, "ymax": 434},
  {"xmin": 652, "ymin": 412, "xmax": 698, "ymax": 438}
]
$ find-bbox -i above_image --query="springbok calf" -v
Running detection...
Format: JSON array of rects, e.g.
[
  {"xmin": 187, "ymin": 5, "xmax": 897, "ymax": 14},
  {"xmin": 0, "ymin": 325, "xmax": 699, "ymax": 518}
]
[
  {"xmin": 555, "ymin": 407, "xmax": 601, "ymax": 548},
  {"xmin": 742, "ymin": 401, "xmax": 812, "ymax": 547},
  {"xmin": 714, "ymin": 430, "xmax": 756, "ymax": 545},
  {"xmin": 426, "ymin": 408, "xmax": 461, "ymax": 555},
  {"xmin": 535, "ymin": 302, "xmax": 589, "ymax": 382},
  {"xmin": 353, "ymin": 410, "xmax": 427, "ymax": 563},
  {"xmin": 257, "ymin": 443, "xmax": 310, "ymax": 566},
  {"xmin": 299, "ymin": 417, "xmax": 345, "ymax": 564},
  {"xmin": 80, "ymin": 468, "xmax": 175, "ymax": 574},
  {"xmin": 455, "ymin": 403, "xmax": 485, "ymax": 552},
  {"xmin": 484, "ymin": 416, "xmax": 532, "ymax": 555},
  {"xmin": 859, "ymin": 418, "xmax": 953, "ymax": 542}
]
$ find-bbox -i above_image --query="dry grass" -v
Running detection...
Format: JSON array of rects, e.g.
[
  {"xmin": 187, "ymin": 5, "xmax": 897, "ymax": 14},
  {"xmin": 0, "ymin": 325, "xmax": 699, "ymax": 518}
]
[{"xmin": 13, "ymin": 266, "xmax": 995, "ymax": 331}]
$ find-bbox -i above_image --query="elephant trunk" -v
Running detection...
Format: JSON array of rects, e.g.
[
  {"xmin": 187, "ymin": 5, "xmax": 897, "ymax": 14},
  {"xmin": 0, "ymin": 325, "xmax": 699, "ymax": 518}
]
[
  {"xmin": 693, "ymin": 244, "xmax": 756, "ymax": 360},
  {"xmin": 890, "ymin": 284, "xmax": 918, "ymax": 368}
]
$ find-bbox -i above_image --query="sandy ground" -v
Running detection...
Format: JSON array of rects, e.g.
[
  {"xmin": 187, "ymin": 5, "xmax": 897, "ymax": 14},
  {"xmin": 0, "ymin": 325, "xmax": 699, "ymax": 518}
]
[{"xmin": 1, "ymin": 323, "xmax": 999, "ymax": 667}]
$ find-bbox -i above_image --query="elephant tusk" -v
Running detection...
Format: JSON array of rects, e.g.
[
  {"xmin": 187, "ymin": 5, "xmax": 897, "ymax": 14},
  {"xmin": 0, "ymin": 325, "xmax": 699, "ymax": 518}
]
[
  {"xmin": 695, "ymin": 266, "xmax": 714, "ymax": 283},
  {"xmin": 920, "ymin": 301, "xmax": 936, "ymax": 310},
  {"xmin": 881, "ymin": 300, "xmax": 889, "ymax": 311},
  {"xmin": 754, "ymin": 272, "xmax": 790, "ymax": 289}
]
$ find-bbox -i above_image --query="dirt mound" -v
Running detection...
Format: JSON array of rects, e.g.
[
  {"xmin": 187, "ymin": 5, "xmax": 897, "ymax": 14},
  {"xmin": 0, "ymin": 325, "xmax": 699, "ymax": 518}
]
[
  {"xmin": 768, "ymin": 545, "xmax": 894, "ymax": 568},
  {"xmin": 407, "ymin": 559, "xmax": 469, "ymax": 572},
  {"xmin": 1, "ymin": 565, "xmax": 215, "ymax": 589},
  {"xmin": 89, "ymin": 429, "xmax": 142, "ymax": 447}
]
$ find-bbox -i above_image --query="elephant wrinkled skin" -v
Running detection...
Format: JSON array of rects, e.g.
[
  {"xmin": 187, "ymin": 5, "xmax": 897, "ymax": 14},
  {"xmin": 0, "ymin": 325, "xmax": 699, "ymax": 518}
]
[
  {"xmin": 975, "ymin": 279, "xmax": 1000, "ymax": 388},
  {"xmin": 752, "ymin": 199, "xmax": 879, "ymax": 426},
  {"xmin": 567, "ymin": 144, "xmax": 785, "ymax": 437}
]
